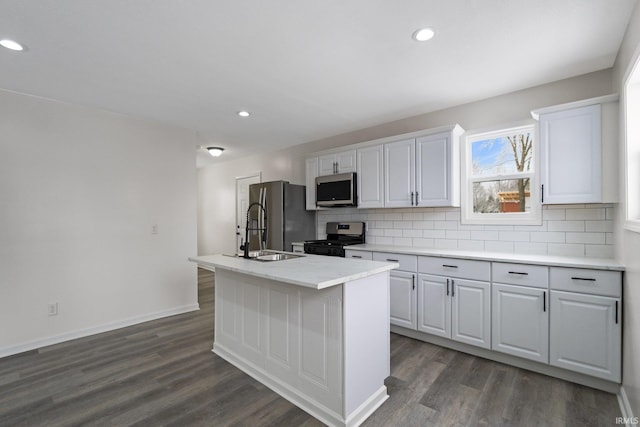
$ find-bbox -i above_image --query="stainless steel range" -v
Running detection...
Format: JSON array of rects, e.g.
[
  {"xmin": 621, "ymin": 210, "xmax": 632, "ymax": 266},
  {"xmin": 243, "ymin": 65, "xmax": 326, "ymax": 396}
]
[{"xmin": 304, "ymin": 221, "xmax": 365, "ymax": 257}]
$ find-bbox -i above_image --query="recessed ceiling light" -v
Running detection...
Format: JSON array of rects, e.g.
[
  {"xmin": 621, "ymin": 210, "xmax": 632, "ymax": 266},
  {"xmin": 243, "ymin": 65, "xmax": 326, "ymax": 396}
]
[
  {"xmin": 207, "ymin": 147, "xmax": 225, "ymax": 157},
  {"xmin": 0, "ymin": 39, "xmax": 25, "ymax": 51},
  {"xmin": 412, "ymin": 28, "xmax": 435, "ymax": 42},
  {"xmin": 237, "ymin": 111, "xmax": 250, "ymax": 117}
]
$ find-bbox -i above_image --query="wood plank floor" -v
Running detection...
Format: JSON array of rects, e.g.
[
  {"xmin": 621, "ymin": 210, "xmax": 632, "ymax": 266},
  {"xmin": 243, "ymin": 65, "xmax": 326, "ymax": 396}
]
[{"xmin": 0, "ymin": 268, "xmax": 622, "ymax": 426}]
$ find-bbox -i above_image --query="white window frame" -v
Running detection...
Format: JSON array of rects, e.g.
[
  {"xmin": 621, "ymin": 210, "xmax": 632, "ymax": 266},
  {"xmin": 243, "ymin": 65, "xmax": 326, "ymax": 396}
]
[
  {"xmin": 623, "ymin": 44, "xmax": 640, "ymax": 233},
  {"xmin": 461, "ymin": 121, "xmax": 542, "ymax": 225}
]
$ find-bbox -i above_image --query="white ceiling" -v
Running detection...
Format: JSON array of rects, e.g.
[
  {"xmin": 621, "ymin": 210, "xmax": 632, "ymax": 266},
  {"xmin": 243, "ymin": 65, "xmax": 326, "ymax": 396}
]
[{"xmin": 1, "ymin": 0, "xmax": 636, "ymax": 166}]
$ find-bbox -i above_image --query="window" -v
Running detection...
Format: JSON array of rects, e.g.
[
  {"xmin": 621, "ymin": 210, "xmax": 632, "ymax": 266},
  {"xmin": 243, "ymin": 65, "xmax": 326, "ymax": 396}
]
[
  {"xmin": 461, "ymin": 122, "xmax": 541, "ymax": 225},
  {"xmin": 624, "ymin": 50, "xmax": 640, "ymax": 233}
]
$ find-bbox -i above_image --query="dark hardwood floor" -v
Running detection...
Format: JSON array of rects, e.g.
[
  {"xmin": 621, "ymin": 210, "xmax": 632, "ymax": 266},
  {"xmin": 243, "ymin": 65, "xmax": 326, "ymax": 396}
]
[{"xmin": 0, "ymin": 268, "xmax": 622, "ymax": 426}]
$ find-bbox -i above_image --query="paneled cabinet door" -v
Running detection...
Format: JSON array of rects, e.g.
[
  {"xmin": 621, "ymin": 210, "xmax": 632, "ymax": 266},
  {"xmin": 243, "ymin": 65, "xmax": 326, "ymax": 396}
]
[
  {"xmin": 384, "ymin": 138, "xmax": 415, "ymax": 208},
  {"xmin": 415, "ymin": 132, "xmax": 458, "ymax": 207},
  {"xmin": 318, "ymin": 150, "xmax": 356, "ymax": 175},
  {"xmin": 549, "ymin": 291, "xmax": 621, "ymax": 382},
  {"xmin": 417, "ymin": 274, "xmax": 450, "ymax": 338},
  {"xmin": 389, "ymin": 271, "xmax": 417, "ymax": 329},
  {"xmin": 492, "ymin": 283, "xmax": 548, "ymax": 363},
  {"xmin": 540, "ymin": 104, "xmax": 602, "ymax": 204},
  {"xmin": 451, "ymin": 279, "xmax": 491, "ymax": 349},
  {"xmin": 357, "ymin": 144, "xmax": 384, "ymax": 208}
]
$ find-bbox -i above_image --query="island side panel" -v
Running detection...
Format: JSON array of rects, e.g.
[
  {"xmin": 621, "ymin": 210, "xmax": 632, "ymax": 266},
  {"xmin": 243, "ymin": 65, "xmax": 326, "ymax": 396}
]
[
  {"xmin": 213, "ymin": 267, "xmax": 345, "ymax": 422},
  {"xmin": 343, "ymin": 271, "xmax": 390, "ymax": 420}
]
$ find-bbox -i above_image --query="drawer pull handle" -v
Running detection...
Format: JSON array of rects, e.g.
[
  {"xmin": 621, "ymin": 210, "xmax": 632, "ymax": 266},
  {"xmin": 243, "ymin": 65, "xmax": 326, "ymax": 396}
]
[
  {"xmin": 351, "ymin": 255, "xmax": 362, "ymax": 258},
  {"xmin": 508, "ymin": 271, "xmax": 529, "ymax": 276},
  {"xmin": 386, "ymin": 258, "xmax": 399, "ymax": 262},
  {"xmin": 442, "ymin": 264, "xmax": 459, "ymax": 269},
  {"xmin": 571, "ymin": 277, "xmax": 596, "ymax": 282}
]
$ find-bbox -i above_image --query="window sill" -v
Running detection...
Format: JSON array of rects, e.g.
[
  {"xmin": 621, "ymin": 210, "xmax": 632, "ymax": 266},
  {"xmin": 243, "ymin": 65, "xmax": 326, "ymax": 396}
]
[{"xmin": 624, "ymin": 220, "xmax": 640, "ymax": 234}]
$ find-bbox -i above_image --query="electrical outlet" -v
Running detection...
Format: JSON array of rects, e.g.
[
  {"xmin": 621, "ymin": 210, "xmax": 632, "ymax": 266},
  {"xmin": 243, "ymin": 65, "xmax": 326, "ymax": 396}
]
[
  {"xmin": 47, "ymin": 303, "xmax": 58, "ymax": 316},
  {"xmin": 152, "ymin": 224, "xmax": 158, "ymax": 234}
]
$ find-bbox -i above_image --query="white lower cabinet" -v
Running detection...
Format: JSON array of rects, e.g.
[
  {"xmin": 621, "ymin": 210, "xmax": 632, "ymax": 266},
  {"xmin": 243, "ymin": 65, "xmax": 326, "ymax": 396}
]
[
  {"xmin": 373, "ymin": 252, "xmax": 418, "ymax": 330},
  {"xmin": 417, "ymin": 256, "xmax": 491, "ymax": 350},
  {"xmin": 548, "ymin": 267, "xmax": 622, "ymax": 382},
  {"xmin": 492, "ymin": 283, "xmax": 549, "ymax": 363},
  {"xmin": 389, "ymin": 271, "xmax": 417, "ymax": 329},
  {"xmin": 549, "ymin": 290, "xmax": 621, "ymax": 382},
  {"xmin": 491, "ymin": 262, "xmax": 549, "ymax": 363},
  {"xmin": 417, "ymin": 274, "xmax": 491, "ymax": 349}
]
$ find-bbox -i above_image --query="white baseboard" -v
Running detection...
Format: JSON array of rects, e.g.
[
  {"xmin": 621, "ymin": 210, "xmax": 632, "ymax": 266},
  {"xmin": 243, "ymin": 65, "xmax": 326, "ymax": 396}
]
[
  {"xmin": 0, "ymin": 303, "xmax": 200, "ymax": 359},
  {"xmin": 618, "ymin": 386, "xmax": 638, "ymax": 427}
]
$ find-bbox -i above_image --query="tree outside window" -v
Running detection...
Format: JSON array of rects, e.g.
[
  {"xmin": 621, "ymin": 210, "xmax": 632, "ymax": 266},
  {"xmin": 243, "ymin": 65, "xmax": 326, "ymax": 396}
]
[{"xmin": 461, "ymin": 123, "xmax": 541, "ymax": 225}]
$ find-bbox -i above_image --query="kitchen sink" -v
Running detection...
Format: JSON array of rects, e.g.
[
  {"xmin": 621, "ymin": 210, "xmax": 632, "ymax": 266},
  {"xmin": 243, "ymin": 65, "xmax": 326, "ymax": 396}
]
[
  {"xmin": 223, "ymin": 250, "xmax": 304, "ymax": 262},
  {"xmin": 254, "ymin": 253, "xmax": 302, "ymax": 262}
]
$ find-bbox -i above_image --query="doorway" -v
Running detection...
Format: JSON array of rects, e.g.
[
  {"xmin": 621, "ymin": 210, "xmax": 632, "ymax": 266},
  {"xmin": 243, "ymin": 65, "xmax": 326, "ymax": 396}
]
[{"xmin": 236, "ymin": 173, "xmax": 261, "ymax": 252}]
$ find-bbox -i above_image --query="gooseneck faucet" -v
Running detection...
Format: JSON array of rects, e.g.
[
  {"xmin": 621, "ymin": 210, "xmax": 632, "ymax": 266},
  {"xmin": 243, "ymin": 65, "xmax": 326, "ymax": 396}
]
[{"xmin": 240, "ymin": 202, "xmax": 268, "ymax": 259}]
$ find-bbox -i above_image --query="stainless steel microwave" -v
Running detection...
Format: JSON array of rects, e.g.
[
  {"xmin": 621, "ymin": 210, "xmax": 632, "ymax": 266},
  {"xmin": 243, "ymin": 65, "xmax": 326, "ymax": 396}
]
[{"xmin": 315, "ymin": 172, "xmax": 358, "ymax": 207}]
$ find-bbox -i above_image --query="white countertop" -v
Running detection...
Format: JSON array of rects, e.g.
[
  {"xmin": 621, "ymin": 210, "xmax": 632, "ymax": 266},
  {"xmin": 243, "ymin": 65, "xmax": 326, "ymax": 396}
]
[
  {"xmin": 189, "ymin": 252, "xmax": 399, "ymax": 290},
  {"xmin": 346, "ymin": 244, "xmax": 625, "ymax": 271}
]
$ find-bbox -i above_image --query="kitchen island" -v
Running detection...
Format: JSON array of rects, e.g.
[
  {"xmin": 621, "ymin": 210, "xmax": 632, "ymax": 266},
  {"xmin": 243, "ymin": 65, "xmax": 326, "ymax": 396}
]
[{"xmin": 189, "ymin": 252, "xmax": 398, "ymax": 427}]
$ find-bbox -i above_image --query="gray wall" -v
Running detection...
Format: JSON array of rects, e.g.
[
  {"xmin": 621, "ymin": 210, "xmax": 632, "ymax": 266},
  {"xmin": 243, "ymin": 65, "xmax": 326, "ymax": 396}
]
[
  {"xmin": 613, "ymin": 0, "xmax": 640, "ymax": 417},
  {"xmin": 0, "ymin": 89, "xmax": 198, "ymax": 356}
]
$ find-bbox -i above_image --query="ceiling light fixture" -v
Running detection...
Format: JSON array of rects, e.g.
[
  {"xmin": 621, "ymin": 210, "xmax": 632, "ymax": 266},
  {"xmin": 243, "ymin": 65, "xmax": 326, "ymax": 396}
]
[
  {"xmin": 0, "ymin": 39, "xmax": 25, "ymax": 51},
  {"xmin": 207, "ymin": 147, "xmax": 225, "ymax": 157},
  {"xmin": 237, "ymin": 111, "xmax": 250, "ymax": 117},
  {"xmin": 412, "ymin": 28, "xmax": 435, "ymax": 42}
]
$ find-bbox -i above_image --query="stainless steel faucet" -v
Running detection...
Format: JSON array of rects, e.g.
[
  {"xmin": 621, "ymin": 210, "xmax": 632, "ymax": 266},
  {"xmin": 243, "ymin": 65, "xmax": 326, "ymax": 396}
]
[{"xmin": 240, "ymin": 202, "xmax": 267, "ymax": 258}]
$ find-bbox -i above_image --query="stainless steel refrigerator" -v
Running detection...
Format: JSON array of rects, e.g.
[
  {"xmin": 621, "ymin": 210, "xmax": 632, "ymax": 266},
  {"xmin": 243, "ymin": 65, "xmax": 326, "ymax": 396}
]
[{"xmin": 246, "ymin": 181, "xmax": 316, "ymax": 252}]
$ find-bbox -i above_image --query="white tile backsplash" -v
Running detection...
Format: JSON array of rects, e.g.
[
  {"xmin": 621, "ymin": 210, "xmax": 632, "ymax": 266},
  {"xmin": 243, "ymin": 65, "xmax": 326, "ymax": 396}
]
[{"xmin": 317, "ymin": 204, "xmax": 616, "ymax": 258}]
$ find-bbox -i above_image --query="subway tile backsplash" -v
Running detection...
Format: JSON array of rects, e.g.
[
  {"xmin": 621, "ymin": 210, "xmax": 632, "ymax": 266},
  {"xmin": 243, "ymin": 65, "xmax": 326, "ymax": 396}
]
[{"xmin": 317, "ymin": 204, "xmax": 615, "ymax": 258}]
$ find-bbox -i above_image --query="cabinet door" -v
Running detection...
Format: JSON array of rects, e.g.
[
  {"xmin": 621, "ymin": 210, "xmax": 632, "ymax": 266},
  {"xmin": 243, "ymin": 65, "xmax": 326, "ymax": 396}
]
[
  {"xmin": 492, "ymin": 283, "xmax": 548, "ymax": 362},
  {"xmin": 451, "ymin": 279, "xmax": 491, "ymax": 349},
  {"xmin": 318, "ymin": 154, "xmax": 338, "ymax": 175},
  {"xmin": 336, "ymin": 149, "xmax": 356, "ymax": 173},
  {"xmin": 384, "ymin": 139, "xmax": 415, "ymax": 208},
  {"xmin": 305, "ymin": 157, "xmax": 320, "ymax": 210},
  {"xmin": 318, "ymin": 150, "xmax": 356, "ymax": 175},
  {"xmin": 415, "ymin": 132, "xmax": 458, "ymax": 207},
  {"xmin": 417, "ymin": 274, "xmax": 450, "ymax": 338},
  {"xmin": 389, "ymin": 271, "xmax": 416, "ymax": 329},
  {"xmin": 549, "ymin": 290, "xmax": 621, "ymax": 382},
  {"xmin": 357, "ymin": 144, "xmax": 384, "ymax": 208},
  {"xmin": 540, "ymin": 104, "xmax": 602, "ymax": 204}
]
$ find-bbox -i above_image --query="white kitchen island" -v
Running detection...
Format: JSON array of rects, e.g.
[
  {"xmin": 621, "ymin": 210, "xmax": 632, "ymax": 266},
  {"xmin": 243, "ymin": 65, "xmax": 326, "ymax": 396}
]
[{"xmin": 189, "ymin": 252, "xmax": 398, "ymax": 427}]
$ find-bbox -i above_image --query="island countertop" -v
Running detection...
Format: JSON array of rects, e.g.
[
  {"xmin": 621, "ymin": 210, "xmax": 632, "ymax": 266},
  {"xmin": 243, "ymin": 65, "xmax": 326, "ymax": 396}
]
[{"xmin": 189, "ymin": 252, "xmax": 399, "ymax": 290}]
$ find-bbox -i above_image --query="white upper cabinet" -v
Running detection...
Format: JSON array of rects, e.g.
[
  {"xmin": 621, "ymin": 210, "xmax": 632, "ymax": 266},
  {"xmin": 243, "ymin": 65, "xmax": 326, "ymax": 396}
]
[
  {"xmin": 357, "ymin": 144, "xmax": 384, "ymax": 208},
  {"xmin": 416, "ymin": 132, "xmax": 459, "ymax": 206},
  {"xmin": 318, "ymin": 149, "xmax": 356, "ymax": 175},
  {"xmin": 384, "ymin": 138, "xmax": 415, "ymax": 208},
  {"xmin": 384, "ymin": 126, "xmax": 462, "ymax": 208},
  {"xmin": 306, "ymin": 124, "xmax": 462, "ymax": 210},
  {"xmin": 533, "ymin": 94, "xmax": 619, "ymax": 204}
]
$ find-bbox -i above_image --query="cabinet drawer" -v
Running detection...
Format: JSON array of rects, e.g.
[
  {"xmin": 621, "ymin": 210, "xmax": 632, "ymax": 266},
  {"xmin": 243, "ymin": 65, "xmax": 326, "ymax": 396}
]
[
  {"xmin": 373, "ymin": 252, "xmax": 417, "ymax": 271},
  {"xmin": 550, "ymin": 267, "xmax": 621, "ymax": 298},
  {"xmin": 492, "ymin": 263, "xmax": 549, "ymax": 288},
  {"xmin": 418, "ymin": 256, "xmax": 490, "ymax": 281},
  {"xmin": 344, "ymin": 250, "xmax": 373, "ymax": 260}
]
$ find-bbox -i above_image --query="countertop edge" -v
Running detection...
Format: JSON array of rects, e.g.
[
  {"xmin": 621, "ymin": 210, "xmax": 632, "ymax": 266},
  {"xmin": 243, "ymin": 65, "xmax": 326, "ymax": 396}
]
[
  {"xmin": 189, "ymin": 255, "xmax": 398, "ymax": 289},
  {"xmin": 345, "ymin": 244, "xmax": 625, "ymax": 271}
]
